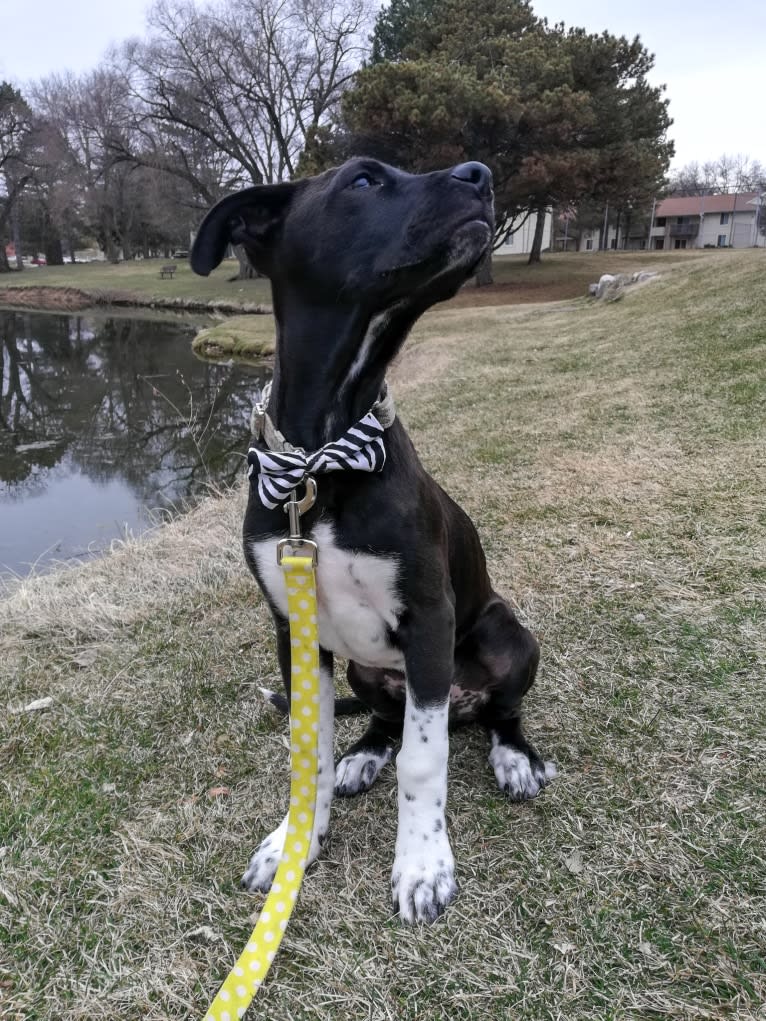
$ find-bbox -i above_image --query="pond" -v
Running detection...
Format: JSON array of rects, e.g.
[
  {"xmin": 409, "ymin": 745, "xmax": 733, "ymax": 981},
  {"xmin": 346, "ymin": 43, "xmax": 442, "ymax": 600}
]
[{"xmin": 0, "ymin": 309, "xmax": 270, "ymax": 578}]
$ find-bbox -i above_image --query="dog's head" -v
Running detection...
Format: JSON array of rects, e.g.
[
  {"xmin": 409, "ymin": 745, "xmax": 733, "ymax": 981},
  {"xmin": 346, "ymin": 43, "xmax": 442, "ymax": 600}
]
[{"xmin": 191, "ymin": 158, "xmax": 494, "ymax": 311}]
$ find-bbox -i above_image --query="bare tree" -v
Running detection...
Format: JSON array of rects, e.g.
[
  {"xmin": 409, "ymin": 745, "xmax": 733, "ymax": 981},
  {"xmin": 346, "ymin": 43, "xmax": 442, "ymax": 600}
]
[
  {"xmin": 0, "ymin": 83, "xmax": 36, "ymax": 272},
  {"xmin": 33, "ymin": 69, "xmax": 158, "ymax": 262},
  {"xmin": 119, "ymin": 0, "xmax": 371, "ymax": 275},
  {"xmin": 126, "ymin": 0, "xmax": 371, "ymax": 183},
  {"xmin": 669, "ymin": 153, "xmax": 766, "ymax": 196}
]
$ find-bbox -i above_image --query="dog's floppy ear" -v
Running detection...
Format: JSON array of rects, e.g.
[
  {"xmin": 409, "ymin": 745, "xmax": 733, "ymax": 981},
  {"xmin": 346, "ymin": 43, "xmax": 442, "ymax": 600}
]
[{"xmin": 190, "ymin": 181, "xmax": 297, "ymax": 276}]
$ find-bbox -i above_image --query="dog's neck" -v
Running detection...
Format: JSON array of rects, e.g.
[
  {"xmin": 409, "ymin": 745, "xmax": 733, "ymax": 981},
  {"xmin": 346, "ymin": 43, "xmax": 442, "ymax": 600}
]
[{"xmin": 266, "ymin": 286, "xmax": 419, "ymax": 450}]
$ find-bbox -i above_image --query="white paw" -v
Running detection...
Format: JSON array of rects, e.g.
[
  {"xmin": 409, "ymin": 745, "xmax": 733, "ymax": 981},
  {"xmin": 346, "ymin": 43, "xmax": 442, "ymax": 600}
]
[
  {"xmin": 334, "ymin": 747, "xmax": 393, "ymax": 796},
  {"xmin": 241, "ymin": 817, "xmax": 287, "ymax": 893},
  {"xmin": 391, "ymin": 840, "xmax": 458, "ymax": 924},
  {"xmin": 489, "ymin": 738, "xmax": 557, "ymax": 801}
]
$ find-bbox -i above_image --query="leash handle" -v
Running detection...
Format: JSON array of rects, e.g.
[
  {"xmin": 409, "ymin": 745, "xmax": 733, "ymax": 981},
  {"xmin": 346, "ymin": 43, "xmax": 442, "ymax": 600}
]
[{"xmin": 203, "ymin": 553, "xmax": 320, "ymax": 1020}]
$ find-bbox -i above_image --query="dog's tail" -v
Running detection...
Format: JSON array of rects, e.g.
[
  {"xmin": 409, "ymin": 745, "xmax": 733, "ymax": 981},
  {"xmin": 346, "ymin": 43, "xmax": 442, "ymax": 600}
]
[{"xmin": 258, "ymin": 687, "xmax": 368, "ymax": 717}]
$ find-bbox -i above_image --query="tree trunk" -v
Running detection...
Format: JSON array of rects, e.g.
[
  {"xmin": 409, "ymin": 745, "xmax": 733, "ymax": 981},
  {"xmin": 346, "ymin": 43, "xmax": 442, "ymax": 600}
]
[
  {"xmin": 473, "ymin": 249, "xmax": 494, "ymax": 286},
  {"xmin": 234, "ymin": 243, "xmax": 259, "ymax": 280},
  {"xmin": 45, "ymin": 237, "xmax": 65, "ymax": 266},
  {"xmin": 0, "ymin": 247, "xmax": 10, "ymax": 273},
  {"xmin": 527, "ymin": 207, "xmax": 547, "ymax": 265},
  {"xmin": 12, "ymin": 209, "xmax": 23, "ymax": 270},
  {"xmin": 623, "ymin": 211, "xmax": 632, "ymax": 250}
]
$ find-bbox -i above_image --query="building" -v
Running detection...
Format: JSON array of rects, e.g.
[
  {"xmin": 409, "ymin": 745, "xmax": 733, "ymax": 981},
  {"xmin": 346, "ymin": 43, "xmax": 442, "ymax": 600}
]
[
  {"xmin": 650, "ymin": 193, "xmax": 763, "ymax": 250},
  {"xmin": 494, "ymin": 210, "xmax": 553, "ymax": 256},
  {"xmin": 551, "ymin": 192, "xmax": 765, "ymax": 253}
]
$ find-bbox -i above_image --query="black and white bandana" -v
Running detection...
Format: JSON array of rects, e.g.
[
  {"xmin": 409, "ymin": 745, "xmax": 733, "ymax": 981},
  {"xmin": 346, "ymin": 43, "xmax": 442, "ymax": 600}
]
[{"xmin": 247, "ymin": 410, "xmax": 386, "ymax": 510}]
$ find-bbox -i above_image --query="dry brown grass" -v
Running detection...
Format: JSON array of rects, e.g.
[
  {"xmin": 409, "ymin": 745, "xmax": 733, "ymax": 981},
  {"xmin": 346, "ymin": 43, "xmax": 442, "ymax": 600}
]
[{"xmin": 2, "ymin": 250, "xmax": 765, "ymax": 1021}]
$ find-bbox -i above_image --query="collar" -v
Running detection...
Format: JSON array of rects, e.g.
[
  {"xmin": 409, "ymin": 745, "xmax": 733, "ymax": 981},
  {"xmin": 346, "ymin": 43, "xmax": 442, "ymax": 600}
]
[
  {"xmin": 249, "ymin": 379, "xmax": 396, "ymax": 454},
  {"xmin": 247, "ymin": 382, "xmax": 397, "ymax": 510}
]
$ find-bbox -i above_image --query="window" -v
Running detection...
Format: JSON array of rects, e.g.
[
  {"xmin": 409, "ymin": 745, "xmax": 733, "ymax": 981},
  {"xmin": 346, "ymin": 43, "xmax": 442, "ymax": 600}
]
[
  {"xmin": 654, "ymin": 238, "xmax": 664, "ymax": 250},
  {"xmin": 674, "ymin": 239, "xmax": 687, "ymax": 249},
  {"xmin": 586, "ymin": 238, "xmax": 593, "ymax": 250},
  {"xmin": 720, "ymin": 212, "xmax": 729, "ymax": 225},
  {"xmin": 610, "ymin": 238, "xmax": 617, "ymax": 249},
  {"xmin": 656, "ymin": 217, "xmax": 666, "ymax": 227},
  {"xmin": 717, "ymin": 234, "xmax": 727, "ymax": 247}
]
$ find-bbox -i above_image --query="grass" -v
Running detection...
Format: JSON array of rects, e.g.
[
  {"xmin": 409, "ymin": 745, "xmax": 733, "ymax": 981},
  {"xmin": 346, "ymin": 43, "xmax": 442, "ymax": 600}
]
[
  {"xmin": 0, "ymin": 249, "xmax": 702, "ymax": 311},
  {"xmin": 0, "ymin": 257, "xmax": 273, "ymax": 308},
  {"xmin": 1, "ymin": 249, "xmax": 765, "ymax": 1020},
  {"xmin": 192, "ymin": 315, "xmax": 276, "ymax": 361}
]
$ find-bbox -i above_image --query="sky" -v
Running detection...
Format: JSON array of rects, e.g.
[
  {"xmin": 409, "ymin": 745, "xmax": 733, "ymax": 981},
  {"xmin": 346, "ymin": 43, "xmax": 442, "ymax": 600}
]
[{"xmin": 1, "ymin": 0, "xmax": 763, "ymax": 170}]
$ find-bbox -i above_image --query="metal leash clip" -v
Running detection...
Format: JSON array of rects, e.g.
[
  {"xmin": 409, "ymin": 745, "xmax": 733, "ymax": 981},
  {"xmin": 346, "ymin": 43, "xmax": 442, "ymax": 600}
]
[{"xmin": 276, "ymin": 477, "xmax": 318, "ymax": 566}]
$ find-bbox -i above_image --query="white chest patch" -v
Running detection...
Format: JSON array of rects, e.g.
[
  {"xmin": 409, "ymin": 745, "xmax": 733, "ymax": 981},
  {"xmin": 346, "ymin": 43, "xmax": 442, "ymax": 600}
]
[{"xmin": 250, "ymin": 522, "xmax": 405, "ymax": 669}]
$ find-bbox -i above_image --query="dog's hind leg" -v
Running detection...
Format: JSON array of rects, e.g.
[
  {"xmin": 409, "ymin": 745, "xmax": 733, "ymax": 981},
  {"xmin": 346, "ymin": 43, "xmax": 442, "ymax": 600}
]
[
  {"xmin": 334, "ymin": 662, "xmax": 404, "ymax": 797},
  {"xmin": 465, "ymin": 597, "xmax": 557, "ymax": 801},
  {"xmin": 241, "ymin": 631, "xmax": 336, "ymax": 893}
]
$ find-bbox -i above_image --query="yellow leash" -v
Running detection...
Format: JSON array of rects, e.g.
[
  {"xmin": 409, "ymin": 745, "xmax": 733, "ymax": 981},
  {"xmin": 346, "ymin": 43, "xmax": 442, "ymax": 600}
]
[{"xmin": 204, "ymin": 484, "xmax": 320, "ymax": 1021}]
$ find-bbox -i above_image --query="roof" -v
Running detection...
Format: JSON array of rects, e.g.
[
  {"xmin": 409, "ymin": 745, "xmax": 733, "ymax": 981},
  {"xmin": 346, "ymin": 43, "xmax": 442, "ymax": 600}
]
[{"xmin": 656, "ymin": 193, "xmax": 759, "ymax": 218}]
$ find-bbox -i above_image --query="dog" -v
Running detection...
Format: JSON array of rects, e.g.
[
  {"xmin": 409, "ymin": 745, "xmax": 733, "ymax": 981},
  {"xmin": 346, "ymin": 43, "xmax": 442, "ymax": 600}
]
[{"xmin": 191, "ymin": 157, "xmax": 555, "ymax": 924}]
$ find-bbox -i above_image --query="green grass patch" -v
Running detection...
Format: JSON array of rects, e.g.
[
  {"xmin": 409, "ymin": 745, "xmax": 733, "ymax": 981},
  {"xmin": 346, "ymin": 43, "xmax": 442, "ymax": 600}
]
[{"xmin": 192, "ymin": 314, "xmax": 276, "ymax": 361}]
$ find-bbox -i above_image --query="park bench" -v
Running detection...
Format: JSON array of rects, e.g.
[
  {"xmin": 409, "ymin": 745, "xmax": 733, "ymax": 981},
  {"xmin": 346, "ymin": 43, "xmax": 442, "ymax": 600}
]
[{"xmin": 159, "ymin": 264, "xmax": 177, "ymax": 279}]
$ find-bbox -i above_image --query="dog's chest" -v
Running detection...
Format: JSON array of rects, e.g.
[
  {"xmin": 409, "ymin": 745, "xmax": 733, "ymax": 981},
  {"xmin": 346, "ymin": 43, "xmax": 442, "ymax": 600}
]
[{"xmin": 250, "ymin": 522, "xmax": 405, "ymax": 668}]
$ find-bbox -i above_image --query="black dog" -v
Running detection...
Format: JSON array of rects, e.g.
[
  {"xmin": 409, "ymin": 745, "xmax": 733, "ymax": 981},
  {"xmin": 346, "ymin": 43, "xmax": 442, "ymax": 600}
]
[{"xmin": 191, "ymin": 158, "xmax": 554, "ymax": 923}]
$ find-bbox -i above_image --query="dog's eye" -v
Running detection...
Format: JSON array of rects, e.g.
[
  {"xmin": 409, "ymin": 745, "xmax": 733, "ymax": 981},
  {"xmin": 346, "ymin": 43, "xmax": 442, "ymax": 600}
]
[{"xmin": 350, "ymin": 173, "xmax": 374, "ymax": 189}]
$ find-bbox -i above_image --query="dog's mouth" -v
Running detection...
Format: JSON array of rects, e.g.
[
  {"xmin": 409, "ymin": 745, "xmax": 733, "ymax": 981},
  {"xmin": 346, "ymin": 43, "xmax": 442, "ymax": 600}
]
[
  {"xmin": 440, "ymin": 217, "xmax": 493, "ymax": 279},
  {"xmin": 379, "ymin": 216, "xmax": 493, "ymax": 282}
]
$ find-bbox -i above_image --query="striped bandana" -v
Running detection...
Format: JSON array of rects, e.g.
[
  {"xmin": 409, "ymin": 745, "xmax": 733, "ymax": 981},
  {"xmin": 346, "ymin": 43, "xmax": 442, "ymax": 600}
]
[{"xmin": 247, "ymin": 409, "xmax": 387, "ymax": 510}]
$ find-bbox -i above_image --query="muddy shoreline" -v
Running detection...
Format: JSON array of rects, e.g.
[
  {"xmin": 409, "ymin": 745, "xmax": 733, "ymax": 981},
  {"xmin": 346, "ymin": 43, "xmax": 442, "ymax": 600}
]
[{"xmin": 0, "ymin": 284, "xmax": 271, "ymax": 315}]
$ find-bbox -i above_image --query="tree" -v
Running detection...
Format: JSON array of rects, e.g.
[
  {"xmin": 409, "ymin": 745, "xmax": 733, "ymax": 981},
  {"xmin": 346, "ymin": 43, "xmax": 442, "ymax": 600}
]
[
  {"xmin": 320, "ymin": 0, "xmax": 673, "ymax": 274},
  {"xmin": 0, "ymin": 83, "xmax": 35, "ymax": 272},
  {"xmin": 121, "ymin": 0, "xmax": 372, "ymax": 276},
  {"xmin": 368, "ymin": 0, "xmax": 442, "ymax": 64},
  {"xmin": 669, "ymin": 154, "xmax": 766, "ymax": 196},
  {"xmin": 32, "ymin": 70, "xmax": 137, "ymax": 263}
]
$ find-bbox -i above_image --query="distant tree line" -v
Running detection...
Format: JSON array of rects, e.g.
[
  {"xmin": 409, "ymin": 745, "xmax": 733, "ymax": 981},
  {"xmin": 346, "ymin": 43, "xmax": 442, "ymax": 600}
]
[
  {"xmin": 667, "ymin": 154, "xmax": 766, "ymax": 197},
  {"xmin": 1, "ymin": 0, "xmax": 680, "ymax": 277},
  {"xmin": 0, "ymin": 0, "xmax": 368, "ymax": 273}
]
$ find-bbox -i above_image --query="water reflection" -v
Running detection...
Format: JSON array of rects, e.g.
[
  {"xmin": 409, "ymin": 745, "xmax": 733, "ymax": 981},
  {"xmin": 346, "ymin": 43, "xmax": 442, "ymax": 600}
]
[{"xmin": 0, "ymin": 309, "xmax": 269, "ymax": 575}]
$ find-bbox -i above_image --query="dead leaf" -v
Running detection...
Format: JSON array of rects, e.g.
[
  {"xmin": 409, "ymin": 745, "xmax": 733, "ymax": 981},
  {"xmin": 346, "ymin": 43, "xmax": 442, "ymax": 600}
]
[
  {"xmin": 11, "ymin": 697, "xmax": 53, "ymax": 714},
  {"xmin": 553, "ymin": 941, "xmax": 577, "ymax": 955},
  {"xmin": 71, "ymin": 648, "xmax": 98, "ymax": 670},
  {"xmin": 207, "ymin": 786, "xmax": 231, "ymax": 799},
  {"xmin": 564, "ymin": 850, "xmax": 584, "ymax": 874}
]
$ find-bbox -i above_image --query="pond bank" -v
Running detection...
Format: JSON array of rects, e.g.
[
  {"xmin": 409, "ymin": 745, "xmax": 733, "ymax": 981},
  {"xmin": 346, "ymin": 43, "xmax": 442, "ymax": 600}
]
[{"xmin": 0, "ymin": 284, "xmax": 272, "ymax": 315}]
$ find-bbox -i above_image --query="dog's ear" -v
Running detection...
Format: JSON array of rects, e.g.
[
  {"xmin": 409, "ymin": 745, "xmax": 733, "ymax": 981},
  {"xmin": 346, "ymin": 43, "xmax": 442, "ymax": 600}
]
[{"xmin": 190, "ymin": 181, "xmax": 297, "ymax": 276}]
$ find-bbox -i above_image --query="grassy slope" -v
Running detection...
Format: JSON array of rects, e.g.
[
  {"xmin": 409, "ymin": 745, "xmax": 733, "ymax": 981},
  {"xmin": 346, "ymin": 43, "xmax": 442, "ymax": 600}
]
[{"xmin": 1, "ymin": 250, "xmax": 765, "ymax": 1020}]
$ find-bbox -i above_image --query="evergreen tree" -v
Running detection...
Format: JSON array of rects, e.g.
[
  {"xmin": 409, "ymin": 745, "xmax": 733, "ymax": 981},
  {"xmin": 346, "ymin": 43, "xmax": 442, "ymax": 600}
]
[{"xmin": 326, "ymin": 0, "xmax": 673, "ymax": 269}]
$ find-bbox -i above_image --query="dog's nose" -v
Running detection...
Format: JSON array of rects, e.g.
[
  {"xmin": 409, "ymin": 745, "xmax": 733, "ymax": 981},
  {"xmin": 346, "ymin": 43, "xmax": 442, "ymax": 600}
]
[{"xmin": 451, "ymin": 161, "xmax": 493, "ymax": 194}]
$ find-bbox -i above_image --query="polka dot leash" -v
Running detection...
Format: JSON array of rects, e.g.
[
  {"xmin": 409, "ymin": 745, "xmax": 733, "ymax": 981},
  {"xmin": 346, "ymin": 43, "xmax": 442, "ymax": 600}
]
[{"xmin": 204, "ymin": 553, "xmax": 320, "ymax": 1021}]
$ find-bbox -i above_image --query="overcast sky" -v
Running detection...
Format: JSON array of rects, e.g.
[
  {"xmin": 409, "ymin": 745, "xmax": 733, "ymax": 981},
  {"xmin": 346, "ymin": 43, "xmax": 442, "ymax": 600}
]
[{"xmin": 1, "ymin": 0, "xmax": 762, "ymax": 170}]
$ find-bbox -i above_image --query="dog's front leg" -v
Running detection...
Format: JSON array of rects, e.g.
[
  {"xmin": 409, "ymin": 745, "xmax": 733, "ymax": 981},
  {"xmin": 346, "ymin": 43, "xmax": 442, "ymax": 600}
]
[
  {"xmin": 242, "ymin": 623, "xmax": 335, "ymax": 893},
  {"xmin": 391, "ymin": 599, "xmax": 458, "ymax": 923}
]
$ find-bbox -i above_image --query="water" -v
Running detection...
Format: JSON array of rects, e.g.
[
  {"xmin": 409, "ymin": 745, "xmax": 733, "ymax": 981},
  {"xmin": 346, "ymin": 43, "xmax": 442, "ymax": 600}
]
[{"xmin": 0, "ymin": 309, "xmax": 270, "ymax": 577}]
